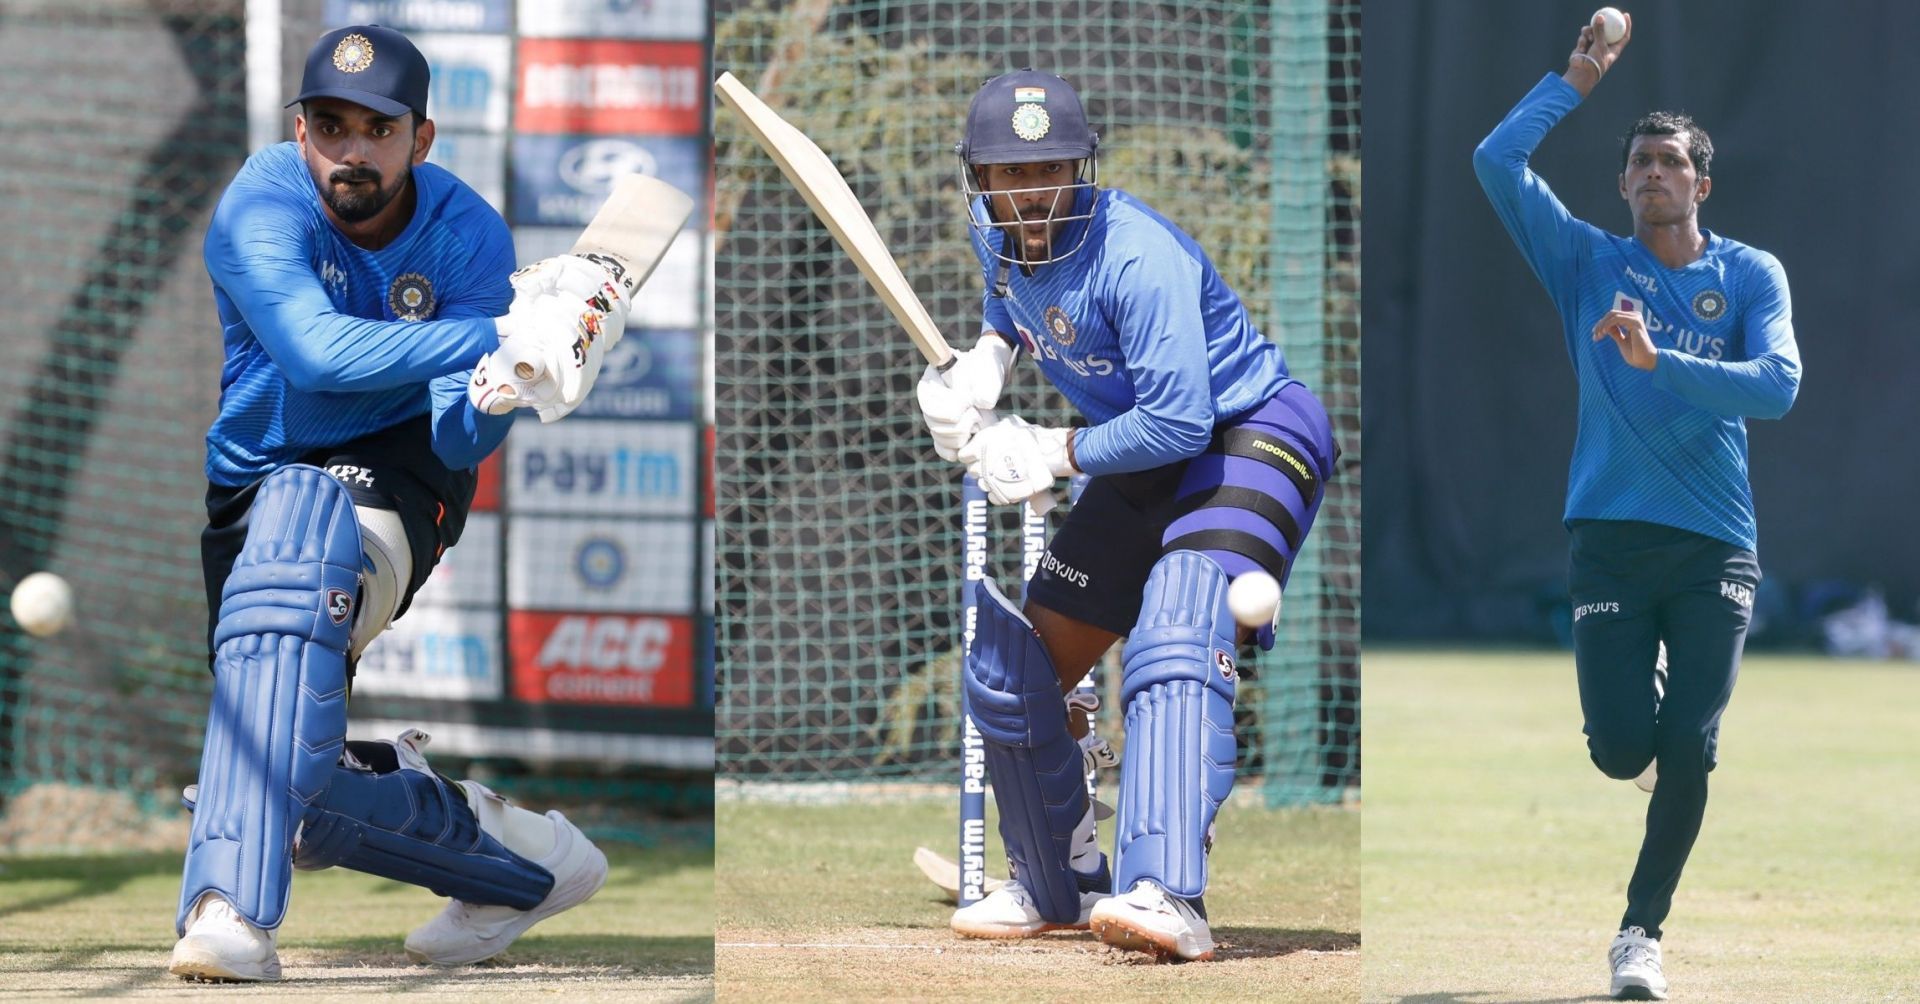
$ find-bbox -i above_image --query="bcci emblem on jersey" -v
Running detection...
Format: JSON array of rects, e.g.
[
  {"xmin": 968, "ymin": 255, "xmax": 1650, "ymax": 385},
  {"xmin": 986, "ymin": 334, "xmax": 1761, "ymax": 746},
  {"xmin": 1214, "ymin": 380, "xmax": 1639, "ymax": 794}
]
[
  {"xmin": 1692, "ymin": 289, "xmax": 1726, "ymax": 321},
  {"xmin": 387, "ymin": 273, "xmax": 436, "ymax": 321},
  {"xmin": 1043, "ymin": 304, "xmax": 1077, "ymax": 346},
  {"xmin": 332, "ymin": 33, "xmax": 374, "ymax": 73}
]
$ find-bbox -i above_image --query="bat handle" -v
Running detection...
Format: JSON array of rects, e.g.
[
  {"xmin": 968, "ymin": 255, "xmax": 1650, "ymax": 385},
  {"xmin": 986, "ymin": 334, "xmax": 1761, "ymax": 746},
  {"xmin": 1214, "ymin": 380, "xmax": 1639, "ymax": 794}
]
[{"xmin": 495, "ymin": 339, "xmax": 548, "ymax": 383}]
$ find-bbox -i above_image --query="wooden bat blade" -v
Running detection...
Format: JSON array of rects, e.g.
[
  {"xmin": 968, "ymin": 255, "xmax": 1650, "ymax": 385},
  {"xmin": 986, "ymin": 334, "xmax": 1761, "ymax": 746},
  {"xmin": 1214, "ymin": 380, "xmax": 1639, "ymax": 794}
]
[
  {"xmin": 572, "ymin": 174, "xmax": 696, "ymax": 298},
  {"xmin": 714, "ymin": 71, "xmax": 954, "ymax": 369}
]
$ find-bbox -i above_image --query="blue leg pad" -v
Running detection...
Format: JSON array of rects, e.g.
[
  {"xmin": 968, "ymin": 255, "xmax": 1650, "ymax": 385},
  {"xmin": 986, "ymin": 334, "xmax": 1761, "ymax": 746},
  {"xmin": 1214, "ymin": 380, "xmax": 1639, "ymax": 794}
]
[
  {"xmin": 179, "ymin": 465, "xmax": 358, "ymax": 933},
  {"xmin": 1114, "ymin": 550, "xmax": 1239, "ymax": 900},
  {"xmin": 294, "ymin": 734, "xmax": 555, "ymax": 909},
  {"xmin": 964, "ymin": 576, "xmax": 1099, "ymax": 924}
]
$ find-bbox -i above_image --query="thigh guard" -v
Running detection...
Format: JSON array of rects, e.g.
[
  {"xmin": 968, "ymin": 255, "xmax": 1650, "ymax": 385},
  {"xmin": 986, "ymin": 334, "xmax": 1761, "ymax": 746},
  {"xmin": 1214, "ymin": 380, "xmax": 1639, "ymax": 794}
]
[
  {"xmin": 964, "ymin": 577, "xmax": 1104, "ymax": 924},
  {"xmin": 178, "ymin": 465, "xmax": 358, "ymax": 933},
  {"xmin": 294, "ymin": 730, "xmax": 555, "ymax": 909},
  {"xmin": 1115, "ymin": 550, "xmax": 1238, "ymax": 899}
]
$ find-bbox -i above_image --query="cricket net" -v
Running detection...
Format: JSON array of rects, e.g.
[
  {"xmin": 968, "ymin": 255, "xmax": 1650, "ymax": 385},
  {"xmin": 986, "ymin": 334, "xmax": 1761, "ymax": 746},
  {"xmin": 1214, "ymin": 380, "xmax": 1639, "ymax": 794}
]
[{"xmin": 714, "ymin": 0, "xmax": 1360, "ymax": 805}]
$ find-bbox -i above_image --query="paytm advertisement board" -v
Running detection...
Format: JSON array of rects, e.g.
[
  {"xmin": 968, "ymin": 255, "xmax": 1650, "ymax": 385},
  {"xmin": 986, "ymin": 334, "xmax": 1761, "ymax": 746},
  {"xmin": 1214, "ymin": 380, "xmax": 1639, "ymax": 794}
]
[
  {"xmin": 512, "ymin": 228, "xmax": 702, "ymax": 328},
  {"xmin": 517, "ymin": 40, "xmax": 704, "ymax": 136},
  {"xmin": 506, "ymin": 420, "xmax": 696, "ymax": 517},
  {"xmin": 508, "ymin": 516, "xmax": 698, "ymax": 613},
  {"xmin": 415, "ymin": 33, "xmax": 511, "ymax": 132},
  {"xmin": 516, "ymin": 0, "xmax": 705, "ymax": 40},
  {"xmin": 355, "ymin": 606, "xmax": 504, "ymax": 700},
  {"xmin": 509, "ymin": 611, "xmax": 696, "ymax": 706},
  {"xmin": 324, "ymin": 0, "xmax": 509, "ymax": 33},
  {"xmin": 509, "ymin": 134, "xmax": 706, "ymax": 227}
]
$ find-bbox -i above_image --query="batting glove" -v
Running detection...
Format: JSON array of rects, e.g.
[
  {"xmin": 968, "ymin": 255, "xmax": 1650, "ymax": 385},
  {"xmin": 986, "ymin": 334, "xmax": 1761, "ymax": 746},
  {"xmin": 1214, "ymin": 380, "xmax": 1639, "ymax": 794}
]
[
  {"xmin": 916, "ymin": 336, "xmax": 1017, "ymax": 462},
  {"xmin": 957, "ymin": 415, "xmax": 1076, "ymax": 506}
]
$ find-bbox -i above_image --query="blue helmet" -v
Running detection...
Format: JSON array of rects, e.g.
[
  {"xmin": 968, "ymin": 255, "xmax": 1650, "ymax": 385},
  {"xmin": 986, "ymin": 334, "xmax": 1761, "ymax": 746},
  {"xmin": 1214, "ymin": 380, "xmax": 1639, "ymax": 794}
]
[{"xmin": 956, "ymin": 69, "xmax": 1101, "ymax": 269}]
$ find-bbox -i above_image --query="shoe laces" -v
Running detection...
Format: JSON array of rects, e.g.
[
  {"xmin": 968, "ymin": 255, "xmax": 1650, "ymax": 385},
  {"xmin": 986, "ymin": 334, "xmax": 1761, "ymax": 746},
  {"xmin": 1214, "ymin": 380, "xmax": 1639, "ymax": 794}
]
[{"xmin": 1612, "ymin": 928, "xmax": 1660, "ymax": 971}]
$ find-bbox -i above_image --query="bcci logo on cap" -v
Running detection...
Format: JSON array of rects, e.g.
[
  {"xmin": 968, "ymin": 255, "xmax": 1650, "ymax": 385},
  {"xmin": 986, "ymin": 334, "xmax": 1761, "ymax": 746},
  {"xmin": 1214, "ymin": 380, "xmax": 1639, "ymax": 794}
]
[
  {"xmin": 388, "ymin": 273, "xmax": 436, "ymax": 321},
  {"xmin": 1011, "ymin": 104, "xmax": 1051, "ymax": 141},
  {"xmin": 332, "ymin": 33, "xmax": 374, "ymax": 73}
]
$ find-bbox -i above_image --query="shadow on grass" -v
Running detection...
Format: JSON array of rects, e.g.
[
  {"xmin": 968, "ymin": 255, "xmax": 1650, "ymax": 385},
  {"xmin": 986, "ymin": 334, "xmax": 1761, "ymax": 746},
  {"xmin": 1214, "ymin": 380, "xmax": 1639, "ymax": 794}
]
[
  {"xmin": 1387, "ymin": 994, "xmax": 1614, "ymax": 1004},
  {"xmin": 0, "ymin": 853, "xmax": 177, "ymax": 921}
]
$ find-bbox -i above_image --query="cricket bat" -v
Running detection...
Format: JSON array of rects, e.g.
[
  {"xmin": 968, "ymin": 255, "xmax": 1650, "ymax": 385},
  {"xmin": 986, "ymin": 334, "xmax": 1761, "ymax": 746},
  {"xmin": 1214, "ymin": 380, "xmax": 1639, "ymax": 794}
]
[
  {"xmin": 913, "ymin": 846, "xmax": 1005, "ymax": 904},
  {"xmin": 496, "ymin": 174, "xmax": 695, "ymax": 385},
  {"xmin": 713, "ymin": 71, "xmax": 956, "ymax": 372}
]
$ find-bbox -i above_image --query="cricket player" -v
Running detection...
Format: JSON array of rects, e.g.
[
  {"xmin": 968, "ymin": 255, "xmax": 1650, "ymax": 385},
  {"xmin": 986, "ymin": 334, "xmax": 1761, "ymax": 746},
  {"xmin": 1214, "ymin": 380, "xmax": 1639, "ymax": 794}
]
[
  {"xmin": 171, "ymin": 25, "xmax": 628, "ymax": 981},
  {"xmin": 1474, "ymin": 13, "xmax": 1799, "ymax": 1000},
  {"xmin": 919, "ymin": 69, "xmax": 1337, "ymax": 961}
]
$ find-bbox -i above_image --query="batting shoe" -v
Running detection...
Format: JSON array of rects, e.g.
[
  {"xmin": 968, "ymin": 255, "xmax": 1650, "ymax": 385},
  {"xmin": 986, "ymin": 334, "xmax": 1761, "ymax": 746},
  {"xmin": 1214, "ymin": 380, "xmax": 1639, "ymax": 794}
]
[
  {"xmin": 168, "ymin": 892, "xmax": 282, "ymax": 982},
  {"xmin": 949, "ymin": 868, "xmax": 1109, "ymax": 939},
  {"xmin": 404, "ymin": 807, "xmax": 609, "ymax": 965},
  {"xmin": 1609, "ymin": 926, "xmax": 1669, "ymax": 1000},
  {"xmin": 1089, "ymin": 879, "xmax": 1216, "ymax": 961}
]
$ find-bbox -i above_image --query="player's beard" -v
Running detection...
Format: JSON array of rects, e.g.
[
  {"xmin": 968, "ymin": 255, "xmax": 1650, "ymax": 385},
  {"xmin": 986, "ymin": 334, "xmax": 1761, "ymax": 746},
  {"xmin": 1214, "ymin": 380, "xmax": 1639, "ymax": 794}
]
[
  {"xmin": 323, "ymin": 166, "xmax": 406, "ymax": 223},
  {"xmin": 1019, "ymin": 208, "xmax": 1060, "ymax": 262}
]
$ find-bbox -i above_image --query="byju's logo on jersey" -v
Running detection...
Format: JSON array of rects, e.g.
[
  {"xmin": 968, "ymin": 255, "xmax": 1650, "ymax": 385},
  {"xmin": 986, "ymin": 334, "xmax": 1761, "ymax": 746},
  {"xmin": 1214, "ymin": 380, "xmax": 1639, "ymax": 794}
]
[
  {"xmin": 1613, "ymin": 291, "xmax": 1644, "ymax": 315},
  {"xmin": 1692, "ymin": 289, "xmax": 1727, "ymax": 321},
  {"xmin": 388, "ymin": 273, "xmax": 436, "ymax": 321},
  {"xmin": 1573, "ymin": 600, "xmax": 1621, "ymax": 622}
]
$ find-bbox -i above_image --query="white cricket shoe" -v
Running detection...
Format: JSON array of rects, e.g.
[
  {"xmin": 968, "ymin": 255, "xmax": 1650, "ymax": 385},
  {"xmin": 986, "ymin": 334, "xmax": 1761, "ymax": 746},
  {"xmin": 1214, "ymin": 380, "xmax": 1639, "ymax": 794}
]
[
  {"xmin": 168, "ymin": 892, "xmax": 282, "ymax": 982},
  {"xmin": 403, "ymin": 809, "xmax": 609, "ymax": 965},
  {"xmin": 949, "ymin": 879, "xmax": 1105, "ymax": 938},
  {"xmin": 1609, "ymin": 926, "xmax": 1668, "ymax": 1000},
  {"xmin": 1089, "ymin": 879, "xmax": 1216, "ymax": 961}
]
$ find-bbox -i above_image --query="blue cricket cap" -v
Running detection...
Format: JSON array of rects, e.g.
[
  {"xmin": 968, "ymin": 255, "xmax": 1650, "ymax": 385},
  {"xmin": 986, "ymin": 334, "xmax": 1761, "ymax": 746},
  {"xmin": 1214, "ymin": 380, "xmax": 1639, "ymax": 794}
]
[
  {"xmin": 959, "ymin": 68, "xmax": 1097, "ymax": 165},
  {"xmin": 287, "ymin": 25, "xmax": 430, "ymax": 120}
]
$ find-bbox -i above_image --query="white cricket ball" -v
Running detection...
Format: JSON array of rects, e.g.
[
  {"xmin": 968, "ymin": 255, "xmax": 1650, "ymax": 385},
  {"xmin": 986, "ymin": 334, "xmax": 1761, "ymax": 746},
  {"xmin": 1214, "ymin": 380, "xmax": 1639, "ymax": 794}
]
[
  {"xmin": 10, "ymin": 571, "xmax": 73, "ymax": 638},
  {"xmin": 1594, "ymin": 7, "xmax": 1627, "ymax": 44},
  {"xmin": 1226, "ymin": 571, "xmax": 1281, "ymax": 629}
]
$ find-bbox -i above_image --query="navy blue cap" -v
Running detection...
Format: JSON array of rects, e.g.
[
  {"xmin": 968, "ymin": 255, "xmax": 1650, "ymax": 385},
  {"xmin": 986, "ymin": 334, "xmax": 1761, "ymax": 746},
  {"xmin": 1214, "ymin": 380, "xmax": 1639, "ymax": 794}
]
[
  {"xmin": 287, "ymin": 25, "xmax": 430, "ymax": 120},
  {"xmin": 959, "ymin": 68, "xmax": 1097, "ymax": 165}
]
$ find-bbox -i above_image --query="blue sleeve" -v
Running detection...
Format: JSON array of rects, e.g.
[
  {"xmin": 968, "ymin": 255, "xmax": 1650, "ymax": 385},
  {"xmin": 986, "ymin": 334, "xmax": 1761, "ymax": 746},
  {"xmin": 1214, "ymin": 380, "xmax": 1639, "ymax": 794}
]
[
  {"xmin": 1070, "ymin": 242, "xmax": 1215, "ymax": 474},
  {"xmin": 426, "ymin": 216, "xmax": 518, "ymax": 470},
  {"xmin": 1650, "ymin": 254, "xmax": 1800, "ymax": 419},
  {"xmin": 1472, "ymin": 74, "xmax": 1598, "ymax": 310},
  {"xmin": 204, "ymin": 185, "xmax": 499, "ymax": 393}
]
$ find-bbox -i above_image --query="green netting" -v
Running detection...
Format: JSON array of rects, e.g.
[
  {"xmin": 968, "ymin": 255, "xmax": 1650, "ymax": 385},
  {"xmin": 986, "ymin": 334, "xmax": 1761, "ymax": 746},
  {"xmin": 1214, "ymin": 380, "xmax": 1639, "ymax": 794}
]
[{"xmin": 714, "ymin": 0, "xmax": 1360, "ymax": 805}]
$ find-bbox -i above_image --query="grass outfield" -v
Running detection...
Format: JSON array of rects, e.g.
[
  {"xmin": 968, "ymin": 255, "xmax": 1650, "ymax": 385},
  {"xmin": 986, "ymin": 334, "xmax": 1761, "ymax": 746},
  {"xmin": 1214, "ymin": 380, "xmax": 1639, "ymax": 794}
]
[
  {"xmin": 0, "ymin": 842, "xmax": 712, "ymax": 1001},
  {"xmin": 1364, "ymin": 649, "xmax": 1920, "ymax": 1003},
  {"xmin": 716, "ymin": 797, "xmax": 1358, "ymax": 1001}
]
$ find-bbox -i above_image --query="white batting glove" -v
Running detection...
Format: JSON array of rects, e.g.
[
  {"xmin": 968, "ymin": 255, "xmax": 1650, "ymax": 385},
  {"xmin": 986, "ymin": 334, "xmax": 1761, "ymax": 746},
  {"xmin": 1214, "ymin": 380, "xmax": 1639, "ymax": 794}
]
[
  {"xmin": 484, "ymin": 261, "xmax": 629, "ymax": 421},
  {"xmin": 916, "ymin": 336, "xmax": 1017, "ymax": 462},
  {"xmin": 466, "ymin": 344, "xmax": 562, "ymax": 417},
  {"xmin": 957, "ymin": 415, "xmax": 1075, "ymax": 506}
]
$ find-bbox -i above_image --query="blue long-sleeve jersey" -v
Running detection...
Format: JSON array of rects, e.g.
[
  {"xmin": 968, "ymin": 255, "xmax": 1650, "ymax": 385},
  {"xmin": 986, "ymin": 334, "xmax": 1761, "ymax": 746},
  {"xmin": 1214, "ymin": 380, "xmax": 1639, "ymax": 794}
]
[
  {"xmin": 1473, "ymin": 74, "xmax": 1801, "ymax": 551},
  {"xmin": 203, "ymin": 142, "xmax": 516, "ymax": 487},
  {"xmin": 969, "ymin": 187, "xmax": 1293, "ymax": 475}
]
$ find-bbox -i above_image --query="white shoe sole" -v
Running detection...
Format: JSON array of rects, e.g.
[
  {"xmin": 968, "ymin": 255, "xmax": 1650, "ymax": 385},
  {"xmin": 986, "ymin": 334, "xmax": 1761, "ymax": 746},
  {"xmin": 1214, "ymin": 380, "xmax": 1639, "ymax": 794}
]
[
  {"xmin": 1611, "ymin": 977, "xmax": 1667, "ymax": 1001},
  {"xmin": 1089, "ymin": 904, "xmax": 1215, "ymax": 962},
  {"xmin": 949, "ymin": 914, "xmax": 1087, "ymax": 939},
  {"xmin": 405, "ymin": 839, "xmax": 611, "ymax": 965},
  {"xmin": 169, "ymin": 942, "xmax": 282, "ymax": 982}
]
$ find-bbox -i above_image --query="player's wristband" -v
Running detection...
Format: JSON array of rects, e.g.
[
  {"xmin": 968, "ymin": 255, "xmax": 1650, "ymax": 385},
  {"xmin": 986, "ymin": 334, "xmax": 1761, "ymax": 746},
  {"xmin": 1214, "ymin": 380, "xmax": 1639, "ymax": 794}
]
[{"xmin": 1571, "ymin": 53, "xmax": 1603, "ymax": 79}]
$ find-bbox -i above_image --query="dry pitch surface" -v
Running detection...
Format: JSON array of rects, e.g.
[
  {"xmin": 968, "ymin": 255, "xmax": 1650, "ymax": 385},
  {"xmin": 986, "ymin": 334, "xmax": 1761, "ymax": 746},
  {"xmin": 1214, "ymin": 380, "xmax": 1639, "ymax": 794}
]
[
  {"xmin": 0, "ymin": 841, "xmax": 712, "ymax": 1001},
  {"xmin": 1364, "ymin": 650, "xmax": 1920, "ymax": 1003},
  {"xmin": 717, "ymin": 796, "xmax": 1358, "ymax": 1001}
]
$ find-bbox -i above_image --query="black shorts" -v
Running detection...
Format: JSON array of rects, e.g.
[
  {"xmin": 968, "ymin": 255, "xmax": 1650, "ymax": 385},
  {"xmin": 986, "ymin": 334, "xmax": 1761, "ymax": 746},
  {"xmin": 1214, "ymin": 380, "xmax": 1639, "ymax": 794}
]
[
  {"xmin": 200, "ymin": 414, "xmax": 478, "ymax": 662},
  {"xmin": 1025, "ymin": 384, "xmax": 1339, "ymax": 637}
]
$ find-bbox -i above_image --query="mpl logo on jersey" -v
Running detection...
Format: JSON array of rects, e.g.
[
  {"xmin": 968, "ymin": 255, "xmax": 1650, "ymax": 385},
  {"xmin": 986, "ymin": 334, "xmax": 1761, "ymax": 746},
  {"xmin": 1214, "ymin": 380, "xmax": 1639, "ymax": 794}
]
[
  {"xmin": 560, "ymin": 328, "xmax": 698, "ymax": 421},
  {"xmin": 516, "ymin": 0, "xmax": 706, "ymax": 40},
  {"xmin": 509, "ymin": 611, "xmax": 695, "ymax": 706},
  {"xmin": 507, "ymin": 516, "xmax": 697, "ymax": 613},
  {"xmin": 413, "ymin": 34, "xmax": 510, "ymax": 133},
  {"xmin": 517, "ymin": 40, "xmax": 704, "ymax": 136},
  {"xmin": 513, "ymin": 227, "xmax": 702, "ymax": 328},
  {"xmin": 509, "ymin": 134, "xmax": 706, "ymax": 227},
  {"xmin": 354, "ymin": 606, "xmax": 504, "ymax": 700},
  {"xmin": 324, "ymin": 0, "xmax": 508, "ymax": 32},
  {"xmin": 507, "ymin": 420, "xmax": 696, "ymax": 516}
]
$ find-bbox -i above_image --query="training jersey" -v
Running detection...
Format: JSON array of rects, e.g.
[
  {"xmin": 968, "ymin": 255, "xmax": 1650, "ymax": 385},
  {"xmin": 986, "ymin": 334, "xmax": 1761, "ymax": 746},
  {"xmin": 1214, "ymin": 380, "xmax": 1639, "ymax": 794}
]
[
  {"xmin": 203, "ymin": 142, "xmax": 516, "ymax": 487},
  {"xmin": 969, "ymin": 186, "xmax": 1293, "ymax": 476},
  {"xmin": 1474, "ymin": 74, "xmax": 1800, "ymax": 552}
]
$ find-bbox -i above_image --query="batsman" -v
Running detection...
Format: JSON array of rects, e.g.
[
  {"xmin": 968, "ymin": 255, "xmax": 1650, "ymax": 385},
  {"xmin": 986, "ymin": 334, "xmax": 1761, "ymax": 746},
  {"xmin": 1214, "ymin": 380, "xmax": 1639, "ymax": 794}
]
[
  {"xmin": 922, "ymin": 69, "xmax": 1338, "ymax": 961},
  {"xmin": 171, "ymin": 25, "xmax": 640, "ymax": 981}
]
